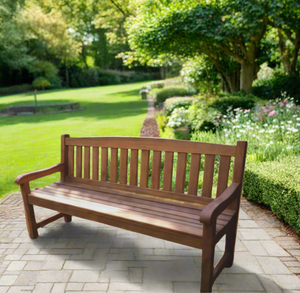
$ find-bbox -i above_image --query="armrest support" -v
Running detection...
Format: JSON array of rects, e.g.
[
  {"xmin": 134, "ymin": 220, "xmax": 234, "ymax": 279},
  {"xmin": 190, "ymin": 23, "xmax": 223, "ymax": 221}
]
[
  {"xmin": 200, "ymin": 183, "xmax": 241, "ymax": 225},
  {"xmin": 15, "ymin": 163, "xmax": 64, "ymax": 185}
]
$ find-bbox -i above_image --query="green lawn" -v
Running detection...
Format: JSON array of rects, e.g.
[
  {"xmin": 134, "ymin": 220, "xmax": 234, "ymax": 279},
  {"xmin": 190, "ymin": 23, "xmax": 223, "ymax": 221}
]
[{"xmin": 0, "ymin": 83, "xmax": 148, "ymax": 199}]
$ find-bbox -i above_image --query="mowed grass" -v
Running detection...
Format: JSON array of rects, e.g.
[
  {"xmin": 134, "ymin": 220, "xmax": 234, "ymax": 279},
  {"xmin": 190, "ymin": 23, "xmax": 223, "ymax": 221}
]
[{"xmin": 0, "ymin": 83, "xmax": 148, "ymax": 199}]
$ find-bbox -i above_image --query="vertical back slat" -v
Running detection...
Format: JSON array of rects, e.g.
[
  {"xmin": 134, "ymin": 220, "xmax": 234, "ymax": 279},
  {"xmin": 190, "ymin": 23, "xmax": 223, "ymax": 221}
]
[
  {"xmin": 76, "ymin": 146, "xmax": 82, "ymax": 178},
  {"xmin": 163, "ymin": 151, "xmax": 174, "ymax": 191},
  {"xmin": 216, "ymin": 156, "xmax": 231, "ymax": 197},
  {"xmin": 175, "ymin": 152, "xmax": 187, "ymax": 193},
  {"xmin": 92, "ymin": 147, "xmax": 99, "ymax": 180},
  {"xmin": 84, "ymin": 146, "xmax": 90, "ymax": 179},
  {"xmin": 151, "ymin": 151, "xmax": 161, "ymax": 189},
  {"xmin": 101, "ymin": 147, "xmax": 108, "ymax": 181},
  {"xmin": 129, "ymin": 149, "xmax": 138, "ymax": 186},
  {"xmin": 68, "ymin": 146, "xmax": 74, "ymax": 177},
  {"xmin": 140, "ymin": 150, "xmax": 150, "ymax": 188},
  {"xmin": 110, "ymin": 148, "xmax": 118, "ymax": 183},
  {"xmin": 188, "ymin": 153, "xmax": 201, "ymax": 195},
  {"xmin": 202, "ymin": 155, "xmax": 215, "ymax": 198},
  {"xmin": 120, "ymin": 149, "xmax": 128, "ymax": 184}
]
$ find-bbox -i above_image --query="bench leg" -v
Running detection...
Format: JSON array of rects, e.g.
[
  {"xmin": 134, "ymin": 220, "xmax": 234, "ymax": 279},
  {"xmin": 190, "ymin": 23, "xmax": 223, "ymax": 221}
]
[
  {"xmin": 20, "ymin": 184, "xmax": 38, "ymax": 239},
  {"xmin": 64, "ymin": 215, "xmax": 72, "ymax": 222},
  {"xmin": 224, "ymin": 217, "xmax": 238, "ymax": 268},
  {"xmin": 201, "ymin": 225, "xmax": 215, "ymax": 293}
]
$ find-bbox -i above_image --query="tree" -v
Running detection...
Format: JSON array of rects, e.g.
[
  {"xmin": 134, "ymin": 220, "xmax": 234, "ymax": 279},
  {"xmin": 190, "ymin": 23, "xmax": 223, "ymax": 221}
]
[
  {"xmin": 126, "ymin": 0, "xmax": 277, "ymax": 92},
  {"xmin": 270, "ymin": 0, "xmax": 300, "ymax": 74}
]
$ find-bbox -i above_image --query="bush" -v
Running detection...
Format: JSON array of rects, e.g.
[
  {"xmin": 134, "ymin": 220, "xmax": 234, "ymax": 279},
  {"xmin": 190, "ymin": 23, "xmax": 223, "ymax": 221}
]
[
  {"xmin": 209, "ymin": 94, "xmax": 257, "ymax": 114},
  {"xmin": 32, "ymin": 77, "xmax": 51, "ymax": 90},
  {"xmin": 181, "ymin": 56, "xmax": 220, "ymax": 93},
  {"xmin": 154, "ymin": 87, "xmax": 192, "ymax": 106},
  {"xmin": 164, "ymin": 97, "xmax": 194, "ymax": 115},
  {"xmin": 0, "ymin": 84, "xmax": 32, "ymax": 96},
  {"xmin": 243, "ymin": 156, "xmax": 300, "ymax": 233},
  {"xmin": 98, "ymin": 71, "xmax": 121, "ymax": 85},
  {"xmin": 252, "ymin": 73, "xmax": 300, "ymax": 105}
]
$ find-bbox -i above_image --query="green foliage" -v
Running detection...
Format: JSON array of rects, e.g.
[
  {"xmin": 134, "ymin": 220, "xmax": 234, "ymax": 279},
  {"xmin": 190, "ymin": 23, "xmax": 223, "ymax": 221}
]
[
  {"xmin": 154, "ymin": 87, "xmax": 192, "ymax": 106},
  {"xmin": 252, "ymin": 73, "xmax": 300, "ymax": 104},
  {"xmin": 27, "ymin": 60, "xmax": 58, "ymax": 80},
  {"xmin": 0, "ymin": 84, "xmax": 32, "ymax": 96},
  {"xmin": 209, "ymin": 95, "xmax": 257, "ymax": 115},
  {"xmin": 181, "ymin": 56, "xmax": 220, "ymax": 93},
  {"xmin": 243, "ymin": 157, "xmax": 300, "ymax": 232},
  {"xmin": 32, "ymin": 77, "xmax": 51, "ymax": 90},
  {"xmin": 164, "ymin": 97, "xmax": 193, "ymax": 116}
]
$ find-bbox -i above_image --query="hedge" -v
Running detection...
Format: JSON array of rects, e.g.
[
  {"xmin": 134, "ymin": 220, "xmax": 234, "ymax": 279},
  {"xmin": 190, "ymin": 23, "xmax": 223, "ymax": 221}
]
[
  {"xmin": 243, "ymin": 156, "xmax": 300, "ymax": 232},
  {"xmin": 164, "ymin": 97, "xmax": 194, "ymax": 116},
  {"xmin": 153, "ymin": 87, "xmax": 192, "ymax": 106}
]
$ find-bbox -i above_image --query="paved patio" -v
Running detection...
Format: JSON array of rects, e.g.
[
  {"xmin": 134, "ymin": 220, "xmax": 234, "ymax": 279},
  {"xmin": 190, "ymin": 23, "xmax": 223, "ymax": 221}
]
[{"xmin": 0, "ymin": 193, "xmax": 300, "ymax": 293}]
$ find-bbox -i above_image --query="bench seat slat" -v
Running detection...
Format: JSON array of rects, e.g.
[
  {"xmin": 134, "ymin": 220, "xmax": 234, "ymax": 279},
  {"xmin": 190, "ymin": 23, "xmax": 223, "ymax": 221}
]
[
  {"xmin": 29, "ymin": 182, "xmax": 234, "ymax": 241},
  {"xmin": 42, "ymin": 183, "xmax": 234, "ymax": 225}
]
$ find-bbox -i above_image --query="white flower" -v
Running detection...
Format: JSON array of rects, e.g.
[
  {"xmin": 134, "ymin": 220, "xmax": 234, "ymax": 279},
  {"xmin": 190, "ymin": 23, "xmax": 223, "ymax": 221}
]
[
  {"xmin": 287, "ymin": 121, "xmax": 292, "ymax": 124},
  {"xmin": 259, "ymin": 129, "xmax": 265, "ymax": 133}
]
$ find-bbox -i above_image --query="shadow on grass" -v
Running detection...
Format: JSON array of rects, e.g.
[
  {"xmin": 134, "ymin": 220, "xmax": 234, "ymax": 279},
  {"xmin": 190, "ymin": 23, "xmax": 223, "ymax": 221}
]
[{"xmin": 0, "ymin": 98, "xmax": 148, "ymax": 126}]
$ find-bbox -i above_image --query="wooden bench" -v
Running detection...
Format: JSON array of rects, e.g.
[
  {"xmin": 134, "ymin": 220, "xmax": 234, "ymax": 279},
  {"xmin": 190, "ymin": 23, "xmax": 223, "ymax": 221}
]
[{"xmin": 15, "ymin": 135, "xmax": 247, "ymax": 293}]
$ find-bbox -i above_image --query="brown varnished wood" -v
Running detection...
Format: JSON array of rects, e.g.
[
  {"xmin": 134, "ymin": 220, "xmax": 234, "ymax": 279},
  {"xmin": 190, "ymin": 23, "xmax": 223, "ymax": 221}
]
[
  {"xmin": 163, "ymin": 151, "xmax": 174, "ymax": 191},
  {"xmin": 151, "ymin": 151, "xmax": 161, "ymax": 189},
  {"xmin": 64, "ymin": 176, "xmax": 214, "ymax": 206},
  {"xmin": 37, "ymin": 183, "xmax": 232, "ymax": 226},
  {"xmin": 188, "ymin": 153, "xmax": 201, "ymax": 195},
  {"xmin": 36, "ymin": 212, "xmax": 65, "ymax": 228},
  {"xmin": 140, "ymin": 150, "xmax": 150, "ymax": 188},
  {"xmin": 68, "ymin": 146, "xmax": 74, "ymax": 177},
  {"xmin": 202, "ymin": 155, "xmax": 215, "ymax": 198},
  {"xmin": 101, "ymin": 147, "xmax": 108, "ymax": 181},
  {"xmin": 84, "ymin": 146, "xmax": 90, "ymax": 179},
  {"xmin": 129, "ymin": 149, "xmax": 138, "ymax": 186},
  {"xmin": 20, "ymin": 183, "xmax": 38, "ymax": 239},
  {"xmin": 110, "ymin": 148, "xmax": 118, "ymax": 183},
  {"xmin": 66, "ymin": 137, "xmax": 236, "ymax": 157},
  {"xmin": 120, "ymin": 149, "xmax": 128, "ymax": 184},
  {"xmin": 16, "ymin": 136, "xmax": 248, "ymax": 293},
  {"xmin": 92, "ymin": 147, "xmax": 99, "ymax": 180},
  {"xmin": 216, "ymin": 156, "xmax": 231, "ymax": 197},
  {"xmin": 61, "ymin": 134, "xmax": 70, "ymax": 181},
  {"xmin": 28, "ymin": 193, "xmax": 203, "ymax": 248},
  {"xmin": 15, "ymin": 163, "xmax": 64, "ymax": 185},
  {"xmin": 76, "ymin": 146, "xmax": 82, "ymax": 178},
  {"xmin": 175, "ymin": 152, "xmax": 187, "ymax": 193}
]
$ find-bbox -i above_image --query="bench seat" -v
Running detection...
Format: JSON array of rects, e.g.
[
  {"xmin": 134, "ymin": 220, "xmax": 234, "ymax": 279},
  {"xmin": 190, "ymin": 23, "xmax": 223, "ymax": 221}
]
[{"xmin": 29, "ymin": 181, "xmax": 235, "ymax": 249}]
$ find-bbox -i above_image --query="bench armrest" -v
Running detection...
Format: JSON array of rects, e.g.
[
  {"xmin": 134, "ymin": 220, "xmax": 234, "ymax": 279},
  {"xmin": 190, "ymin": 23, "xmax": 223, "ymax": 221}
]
[
  {"xmin": 15, "ymin": 163, "xmax": 64, "ymax": 185},
  {"xmin": 200, "ymin": 183, "xmax": 241, "ymax": 225}
]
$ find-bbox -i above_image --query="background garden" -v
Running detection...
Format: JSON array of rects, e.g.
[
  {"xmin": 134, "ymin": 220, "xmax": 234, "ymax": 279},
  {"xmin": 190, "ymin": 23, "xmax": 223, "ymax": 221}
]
[{"xmin": 1, "ymin": 0, "xmax": 300, "ymax": 234}]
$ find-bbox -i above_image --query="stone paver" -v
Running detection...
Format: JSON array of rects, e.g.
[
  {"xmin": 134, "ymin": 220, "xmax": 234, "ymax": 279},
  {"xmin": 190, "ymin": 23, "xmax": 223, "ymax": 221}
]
[{"xmin": 1, "ymin": 192, "xmax": 300, "ymax": 292}]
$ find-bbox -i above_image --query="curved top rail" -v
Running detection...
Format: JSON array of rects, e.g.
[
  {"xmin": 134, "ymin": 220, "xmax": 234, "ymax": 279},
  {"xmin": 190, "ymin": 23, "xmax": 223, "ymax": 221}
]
[{"xmin": 65, "ymin": 136, "xmax": 238, "ymax": 157}]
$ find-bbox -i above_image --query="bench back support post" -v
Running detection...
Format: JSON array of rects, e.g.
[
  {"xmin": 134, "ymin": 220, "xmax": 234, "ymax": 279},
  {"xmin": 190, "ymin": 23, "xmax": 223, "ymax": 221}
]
[{"xmin": 61, "ymin": 134, "xmax": 70, "ymax": 181}]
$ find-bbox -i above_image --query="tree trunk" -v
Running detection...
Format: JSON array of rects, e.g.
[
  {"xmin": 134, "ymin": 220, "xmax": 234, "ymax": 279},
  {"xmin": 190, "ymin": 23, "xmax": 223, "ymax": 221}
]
[
  {"xmin": 240, "ymin": 61, "xmax": 258, "ymax": 93},
  {"xmin": 65, "ymin": 67, "xmax": 69, "ymax": 88},
  {"xmin": 278, "ymin": 30, "xmax": 292, "ymax": 74}
]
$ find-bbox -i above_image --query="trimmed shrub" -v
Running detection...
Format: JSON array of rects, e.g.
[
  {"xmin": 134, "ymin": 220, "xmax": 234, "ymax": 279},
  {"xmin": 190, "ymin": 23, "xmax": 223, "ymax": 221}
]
[
  {"xmin": 32, "ymin": 77, "xmax": 51, "ymax": 90},
  {"xmin": 99, "ymin": 71, "xmax": 121, "ymax": 85},
  {"xmin": 209, "ymin": 94, "xmax": 256, "ymax": 114},
  {"xmin": 0, "ymin": 84, "xmax": 32, "ymax": 96},
  {"xmin": 164, "ymin": 97, "xmax": 193, "ymax": 116},
  {"xmin": 252, "ymin": 73, "xmax": 300, "ymax": 105},
  {"xmin": 154, "ymin": 87, "xmax": 192, "ymax": 106},
  {"xmin": 243, "ymin": 157, "xmax": 300, "ymax": 232}
]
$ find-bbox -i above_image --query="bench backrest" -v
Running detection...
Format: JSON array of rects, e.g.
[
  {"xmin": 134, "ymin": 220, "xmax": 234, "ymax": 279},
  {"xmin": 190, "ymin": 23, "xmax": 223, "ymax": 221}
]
[{"xmin": 61, "ymin": 135, "xmax": 247, "ymax": 203}]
